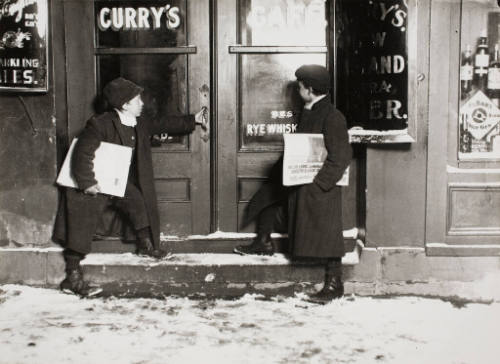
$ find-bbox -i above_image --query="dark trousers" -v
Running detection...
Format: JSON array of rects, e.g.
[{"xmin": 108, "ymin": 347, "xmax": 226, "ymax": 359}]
[
  {"xmin": 256, "ymin": 202, "xmax": 342, "ymax": 278},
  {"xmin": 64, "ymin": 182, "xmax": 149, "ymax": 258},
  {"xmin": 256, "ymin": 201, "xmax": 288, "ymax": 236}
]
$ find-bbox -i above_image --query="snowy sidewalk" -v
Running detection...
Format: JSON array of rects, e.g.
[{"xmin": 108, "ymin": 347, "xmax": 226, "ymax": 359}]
[{"xmin": 1, "ymin": 284, "xmax": 499, "ymax": 364}]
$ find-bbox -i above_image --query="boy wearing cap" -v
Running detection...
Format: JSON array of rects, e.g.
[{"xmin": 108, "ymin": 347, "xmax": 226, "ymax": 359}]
[
  {"xmin": 54, "ymin": 77, "xmax": 206, "ymax": 297},
  {"xmin": 235, "ymin": 65, "xmax": 351, "ymax": 303}
]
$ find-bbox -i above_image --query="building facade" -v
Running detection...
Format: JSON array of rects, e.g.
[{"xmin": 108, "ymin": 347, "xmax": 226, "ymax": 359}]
[{"xmin": 0, "ymin": 0, "xmax": 499, "ymax": 299}]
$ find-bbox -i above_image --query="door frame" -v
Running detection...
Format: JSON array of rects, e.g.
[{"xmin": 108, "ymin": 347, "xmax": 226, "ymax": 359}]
[{"xmin": 62, "ymin": 0, "xmax": 211, "ymax": 235}]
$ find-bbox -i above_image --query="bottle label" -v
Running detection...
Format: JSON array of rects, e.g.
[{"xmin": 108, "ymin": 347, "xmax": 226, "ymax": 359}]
[
  {"xmin": 488, "ymin": 68, "xmax": 500, "ymax": 89},
  {"xmin": 461, "ymin": 65, "xmax": 473, "ymax": 80},
  {"xmin": 475, "ymin": 54, "xmax": 489, "ymax": 67}
]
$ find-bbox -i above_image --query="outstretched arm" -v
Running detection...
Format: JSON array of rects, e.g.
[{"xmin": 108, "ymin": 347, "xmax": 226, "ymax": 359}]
[{"xmin": 147, "ymin": 107, "xmax": 207, "ymax": 135}]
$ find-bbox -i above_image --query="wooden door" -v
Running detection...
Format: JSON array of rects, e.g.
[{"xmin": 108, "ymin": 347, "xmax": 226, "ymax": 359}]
[
  {"xmin": 215, "ymin": 0, "xmax": 333, "ymax": 232},
  {"xmin": 64, "ymin": 0, "xmax": 210, "ymax": 236}
]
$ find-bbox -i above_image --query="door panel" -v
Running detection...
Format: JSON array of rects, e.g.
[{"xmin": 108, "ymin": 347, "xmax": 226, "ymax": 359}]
[
  {"xmin": 216, "ymin": 0, "xmax": 332, "ymax": 232},
  {"xmin": 65, "ymin": 0, "xmax": 210, "ymax": 236}
]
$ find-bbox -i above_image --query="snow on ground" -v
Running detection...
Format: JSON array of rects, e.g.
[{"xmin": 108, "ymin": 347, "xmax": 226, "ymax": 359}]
[{"xmin": 1, "ymin": 285, "xmax": 499, "ymax": 364}]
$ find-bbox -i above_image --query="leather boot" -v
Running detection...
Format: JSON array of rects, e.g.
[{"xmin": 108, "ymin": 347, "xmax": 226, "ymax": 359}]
[
  {"xmin": 60, "ymin": 267, "xmax": 102, "ymax": 297},
  {"xmin": 136, "ymin": 236, "xmax": 170, "ymax": 259},
  {"xmin": 233, "ymin": 234, "xmax": 274, "ymax": 256},
  {"xmin": 306, "ymin": 274, "xmax": 344, "ymax": 304}
]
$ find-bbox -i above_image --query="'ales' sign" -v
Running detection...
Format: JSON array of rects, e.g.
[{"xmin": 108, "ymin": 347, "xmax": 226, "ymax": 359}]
[{"xmin": 0, "ymin": 0, "xmax": 48, "ymax": 92}]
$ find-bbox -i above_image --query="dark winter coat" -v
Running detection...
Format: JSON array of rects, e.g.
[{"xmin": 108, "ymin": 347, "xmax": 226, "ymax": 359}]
[
  {"xmin": 53, "ymin": 110, "xmax": 195, "ymax": 254},
  {"xmin": 244, "ymin": 96, "xmax": 351, "ymax": 258},
  {"xmin": 288, "ymin": 96, "xmax": 351, "ymax": 258}
]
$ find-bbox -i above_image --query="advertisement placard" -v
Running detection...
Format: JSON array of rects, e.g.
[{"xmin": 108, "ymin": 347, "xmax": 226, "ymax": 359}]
[{"xmin": 0, "ymin": 0, "xmax": 48, "ymax": 92}]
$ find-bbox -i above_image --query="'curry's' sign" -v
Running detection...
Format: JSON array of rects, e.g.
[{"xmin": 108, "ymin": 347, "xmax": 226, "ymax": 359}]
[{"xmin": 97, "ymin": 4, "xmax": 181, "ymax": 31}]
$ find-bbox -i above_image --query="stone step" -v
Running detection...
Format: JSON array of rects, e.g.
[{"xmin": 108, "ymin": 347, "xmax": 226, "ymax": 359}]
[
  {"xmin": 91, "ymin": 229, "xmax": 361, "ymax": 254},
  {"xmin": 81, "ymin": 246, "xmax": 362, "ymax": 298}
]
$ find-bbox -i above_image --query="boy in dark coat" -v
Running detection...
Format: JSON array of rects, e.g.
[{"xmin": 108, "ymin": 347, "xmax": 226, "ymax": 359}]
[
  {"xmin": 235, "ymin": 65, "xmax": 352, "ymax": 303},
  {"xmin": 54, "ymin": 77, "xmax": 206, "ymax": 296}
]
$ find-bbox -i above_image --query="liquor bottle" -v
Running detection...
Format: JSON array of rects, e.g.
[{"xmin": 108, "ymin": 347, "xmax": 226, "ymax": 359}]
[
  {"xmin": 488, "ymin": 44, "xmax": 500, "ymax": 107},
  {"xmin": 459, "ymin": 118, "xmax": 472, "ymax": 153},
  {"xmin": 460, "ymin": 44, "xmax": 473, "ymax": 99},
  {"xmin": 474, "ymin": 31, "xmax": 490, "ymax": 92}
]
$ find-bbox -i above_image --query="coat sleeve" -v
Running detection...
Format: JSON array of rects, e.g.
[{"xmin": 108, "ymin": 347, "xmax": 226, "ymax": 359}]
[
  {"xmin": 313, "ymin": 109, "xmax": 352, "ymax": 191},
  {"xmin": 71, "ymin": 117, "xmax": 105, "ymax": 191},
  {"xmin": 146, "ymin": 114, "xmax": 196, "ymax": 135}
]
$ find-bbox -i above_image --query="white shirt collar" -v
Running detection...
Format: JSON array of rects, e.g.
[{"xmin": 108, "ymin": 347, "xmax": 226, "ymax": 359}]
[
  {"xmin": 115, "ymin": 109, "xmax": 137, "ymax": 127},
  {"xmin": 304, "ymin": 94, "xmax": 327, "ymax": 110}
]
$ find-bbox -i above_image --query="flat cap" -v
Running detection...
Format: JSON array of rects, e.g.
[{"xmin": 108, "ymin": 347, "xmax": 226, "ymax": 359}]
[
  {"xmin": 295, "ymin": 64, "xmax": 330, "ymax": 94},
  {"xmin": 103, "ymin": 77, "xmax": 143, "ymax": 109}
]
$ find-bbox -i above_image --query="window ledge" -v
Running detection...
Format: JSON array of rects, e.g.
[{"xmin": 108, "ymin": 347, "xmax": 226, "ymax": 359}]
[{"xmin": 349, "ymin": 128, "xmax": 415, "ymax": 144}]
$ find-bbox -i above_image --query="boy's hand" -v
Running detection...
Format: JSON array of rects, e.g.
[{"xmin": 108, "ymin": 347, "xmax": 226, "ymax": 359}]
[
  {"xmin": 195, "ymin": 107, "xmax": 208, "ymax": 127},
  {"xmin": 84, "ymin": 184, "xmax": 101, "ymax": 196}
]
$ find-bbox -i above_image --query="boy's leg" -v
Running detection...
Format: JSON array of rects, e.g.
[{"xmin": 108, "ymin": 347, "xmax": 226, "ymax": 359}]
[
  {"xmin": 113, "ymin": 183, "xmax": 168, "ymax": 258},
  {"xmin": 60, "ymin": 190, "xmax": 105, "ymax": 297},
  {"xmin": 60, "ymin": 249, "xmax": 102, "ymax": 297},
  {"xmin": 306, "ymin": 257, "xmax": 344, "ymax": 303},
  {"xmin": 234, "ymin": 204, "xmax": 279, "ymax": 256}
]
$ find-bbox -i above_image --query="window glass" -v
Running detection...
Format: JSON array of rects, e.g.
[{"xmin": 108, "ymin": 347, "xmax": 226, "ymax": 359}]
[
  {"xmin": 239, "ymin": 0, "xmax": 327, "ymax": 46},
  {"xmin": 240, "ymin": 53, "xmax": 326, "ymax": 150},
  {"xmin": 97, "ymin": 54, "xmax": 188, "ymax": 148},
  {"xmin": 95, "ymin": 0, "xmax": 187, "ymax": 48},
  {"xmin": 336, "ymin": 0, "xmax": 408, "ymax": 131},
  {"xmin": 459, "ymin": 0, "xmax": 500, "ymax": 160}
]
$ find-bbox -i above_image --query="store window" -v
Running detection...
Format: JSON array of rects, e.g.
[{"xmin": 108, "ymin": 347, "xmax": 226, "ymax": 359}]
[
  {"xmin": 336, "ymin": 0, "xmax": 415, "ymax": 143},
  {"xmin": 459, "ymin": 0, "xmax": 500, "ymax": 160}
]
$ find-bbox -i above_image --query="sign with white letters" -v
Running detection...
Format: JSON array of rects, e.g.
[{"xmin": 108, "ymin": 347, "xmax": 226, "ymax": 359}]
[{"xmin": 0, "ymin": 0, "xmax": 48, "ymax": 92}]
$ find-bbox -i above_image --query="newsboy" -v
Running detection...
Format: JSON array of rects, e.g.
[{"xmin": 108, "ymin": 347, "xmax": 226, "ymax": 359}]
[
  {"xmin": 235, "ymin": 65, "xmax": 352, "ymax": 303},
  {"xmin": 53, "ymin": 77, "xmax": 206, "ymax": 296}
]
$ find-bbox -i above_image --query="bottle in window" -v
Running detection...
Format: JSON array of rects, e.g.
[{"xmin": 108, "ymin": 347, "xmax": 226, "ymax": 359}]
[
  {"xmin": 459, "ymin": 118, "xmax": 472, "ymax": 153},
  {"xmin": 488, "ymin": 44, "xmax": 500, "ymax": 107},
  {"xmin": 474, "ymin": 31, "xmax": 490, "ymax": 92},
  {"xmin": 461, "ymin": 44, "xmax": 473, "ymax": 99}
]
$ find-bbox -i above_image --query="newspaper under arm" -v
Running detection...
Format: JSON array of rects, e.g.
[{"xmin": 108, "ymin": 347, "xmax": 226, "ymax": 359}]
[
  {"xmin": 282, "ymin": 133, "xmax": 349, "ymax": 187},
  {"xmin": 56, "ymin": 138, "xmax": 133, "ymax": 197}
]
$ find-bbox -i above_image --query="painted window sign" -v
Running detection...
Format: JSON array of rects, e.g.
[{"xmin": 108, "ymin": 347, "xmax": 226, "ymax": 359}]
[
  {"xmin": 96, "ymin": 3, "xmax": 180, "ymax": 31},
  {"xmin": 245, "ymin": 109, "xmax": 297, "ymax": 137},
  {"xmin": 0, "ymin": 0, "xmax": 48, "ymax": 92},
  {"xmin": 95, "ymin": 0, "xmax": 186, "ymax": 48},
  {"xmin": 337, "ymin": 0, "xmax": 409, "ymax": 132},
  {"xmin": 240, "ymin": 0, "xmax": 327, "ymax": 46}
]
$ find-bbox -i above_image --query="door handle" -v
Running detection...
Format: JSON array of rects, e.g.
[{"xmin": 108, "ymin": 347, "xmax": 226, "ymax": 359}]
[{"xmin": 199, "ymin": 84, "xmax": 210, "ymax": 142}]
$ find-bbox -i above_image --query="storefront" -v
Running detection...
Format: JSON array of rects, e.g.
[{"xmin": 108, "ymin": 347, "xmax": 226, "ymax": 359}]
[
  {"xmin": 0, "ymin": 0, "xmax": 499, "ymax": 296},
  {"xmin": 53, "ymin": 0, "xmax": 365, "ymax": 237}
]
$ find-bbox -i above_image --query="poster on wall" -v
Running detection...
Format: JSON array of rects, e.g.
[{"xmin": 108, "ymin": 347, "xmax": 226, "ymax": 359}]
[{"xmin": 0, "ymin": 0, "xmax": 48, "ymax": 92}]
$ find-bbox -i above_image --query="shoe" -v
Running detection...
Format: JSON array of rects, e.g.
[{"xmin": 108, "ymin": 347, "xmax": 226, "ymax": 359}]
[
  {"xmin": 60, "ymin": 268, "xmax": 102, "ymax": 297},
  {"xmin": 136, "ymin": 237, "xmax": 170, "ymax": 259},
  {"xmin": 233, "ymin": 234, "xmax": 274, "ymax": 256},
  {"xmin": 306, "ymin": 276, "xmax": 344, "ymax": 304}
]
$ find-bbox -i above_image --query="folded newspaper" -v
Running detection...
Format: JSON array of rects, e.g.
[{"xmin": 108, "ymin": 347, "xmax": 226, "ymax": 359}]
[
  {"xmin": 283, "ymin": 133, "xmax": 349, "ymax": 186},
  {"xmin": 56, "ymin": 138, "xmax": 133, "ymax": 197}
]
